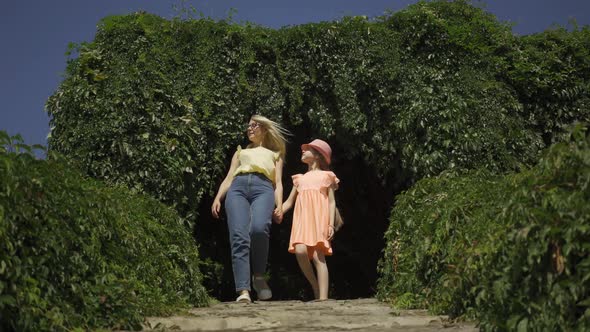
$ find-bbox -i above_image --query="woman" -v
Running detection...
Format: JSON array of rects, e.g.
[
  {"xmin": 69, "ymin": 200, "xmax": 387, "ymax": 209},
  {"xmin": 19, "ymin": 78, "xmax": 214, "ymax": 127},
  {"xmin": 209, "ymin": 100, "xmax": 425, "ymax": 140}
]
[{"xmin": 211, "ymin": 115, "xmax": 289, "ymax": 303}]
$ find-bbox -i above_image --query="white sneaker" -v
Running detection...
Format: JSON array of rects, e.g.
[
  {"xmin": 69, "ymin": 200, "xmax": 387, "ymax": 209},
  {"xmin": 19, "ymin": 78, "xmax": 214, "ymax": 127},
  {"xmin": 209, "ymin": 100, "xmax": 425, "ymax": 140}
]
[
  {"xmin": 252, "ymin": 276, "xmax": 272, "ymax": 300},
  {"xmin": 236, "ymin": 292, "xmax": 251, "ymax": 303}
]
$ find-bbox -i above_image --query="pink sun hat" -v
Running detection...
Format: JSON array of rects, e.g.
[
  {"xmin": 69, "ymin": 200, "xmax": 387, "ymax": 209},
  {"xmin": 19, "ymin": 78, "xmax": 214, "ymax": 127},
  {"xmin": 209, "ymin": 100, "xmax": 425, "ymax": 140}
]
[{"xmin": 301, "ymin": 139, "xmax": 332, "ymax": 165}]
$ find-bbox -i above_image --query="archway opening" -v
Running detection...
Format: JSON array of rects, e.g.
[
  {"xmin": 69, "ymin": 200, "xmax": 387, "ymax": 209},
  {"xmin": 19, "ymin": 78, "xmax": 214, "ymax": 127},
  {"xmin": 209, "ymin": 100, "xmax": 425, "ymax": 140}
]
[{"xmin": 196, "ymin": 126, "xmax": 409, "ymax": 301}]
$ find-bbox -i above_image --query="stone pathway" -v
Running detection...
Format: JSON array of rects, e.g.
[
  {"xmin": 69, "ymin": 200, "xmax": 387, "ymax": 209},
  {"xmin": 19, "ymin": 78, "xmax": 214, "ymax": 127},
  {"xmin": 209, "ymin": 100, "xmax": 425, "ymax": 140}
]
[{"xmin": 141, "ymin": 298, "xmax": 477, "ymax": 331}]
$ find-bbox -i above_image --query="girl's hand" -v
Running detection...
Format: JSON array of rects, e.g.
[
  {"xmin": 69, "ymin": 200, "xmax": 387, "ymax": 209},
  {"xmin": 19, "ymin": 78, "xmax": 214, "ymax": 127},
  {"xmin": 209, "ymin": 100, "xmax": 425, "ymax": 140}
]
[
  {"xmin": 211, "ymin": 199, "xmax": 222, "ymax": 219},
  {"xmin": 273, "ymin": 207, "xmax": 283, "ymax": 224},
  {"xmin": 327, "ymin": 225, "xmax": 335, "ymax": 240}
]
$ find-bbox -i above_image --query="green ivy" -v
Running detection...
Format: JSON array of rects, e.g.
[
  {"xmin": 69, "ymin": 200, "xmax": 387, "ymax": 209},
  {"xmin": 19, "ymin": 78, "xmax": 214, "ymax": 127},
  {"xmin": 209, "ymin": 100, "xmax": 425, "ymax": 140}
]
[
  {"xmin": 45, "ymin": 0, "xmax": 590, "ymax": 301},
  {"xmin": 377, "ymin": 123, "xmax": 590, "ymax": 331},
  {"xmin": 0, "ymin": 132, "xmax": 209, "ymax": 331},
  {"xmin": 506, "ymin": 27, "xmax": 590, "ymax": 145},
  {"xmin": 46, "ymin": 0, "xmax": 589, "ymax": 218}
]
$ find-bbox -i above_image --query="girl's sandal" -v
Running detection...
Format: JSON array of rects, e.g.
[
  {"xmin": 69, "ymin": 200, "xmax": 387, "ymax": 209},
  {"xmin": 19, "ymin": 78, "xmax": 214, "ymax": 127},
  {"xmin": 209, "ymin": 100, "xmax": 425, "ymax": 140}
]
[{"xmin": 307, "ymin": 298, "xmax": 330, "ymax": 303}]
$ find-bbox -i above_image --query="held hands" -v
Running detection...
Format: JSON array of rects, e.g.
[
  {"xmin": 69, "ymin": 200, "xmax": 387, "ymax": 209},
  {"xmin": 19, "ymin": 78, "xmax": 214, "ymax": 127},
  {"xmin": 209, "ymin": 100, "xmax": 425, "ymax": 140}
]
[
  {"xmin": 211, "ymin": 198, "xmax": 222, "ymax": 219},
  {"xmin": 272, "ymin": 206, "xmax": 283, "ymax": 224},
  {"xmin": 214, "ymin": 199, "xmax": 284, "ymax": 223}
]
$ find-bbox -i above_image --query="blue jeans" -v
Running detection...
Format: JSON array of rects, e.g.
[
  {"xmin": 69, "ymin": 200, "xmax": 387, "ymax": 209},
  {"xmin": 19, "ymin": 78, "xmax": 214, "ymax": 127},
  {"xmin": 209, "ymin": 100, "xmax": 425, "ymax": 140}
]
[{"xmin": 225, "ymin": 173, "xmax": 275, "ymax": 292}]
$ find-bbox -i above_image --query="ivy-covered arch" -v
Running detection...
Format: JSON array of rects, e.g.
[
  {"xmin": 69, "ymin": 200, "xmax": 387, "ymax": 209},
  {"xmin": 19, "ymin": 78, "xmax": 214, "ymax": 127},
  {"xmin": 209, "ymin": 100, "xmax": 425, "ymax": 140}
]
[{"xmin": 46, "ymin": 0, "xmax": 590, "ymax": 299}]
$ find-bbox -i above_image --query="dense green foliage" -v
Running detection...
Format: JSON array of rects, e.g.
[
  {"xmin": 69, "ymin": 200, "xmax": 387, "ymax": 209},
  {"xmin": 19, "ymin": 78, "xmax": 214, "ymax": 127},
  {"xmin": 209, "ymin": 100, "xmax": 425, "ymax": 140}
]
[
  {"xmin": 377, "ymin": 124, "xmax": 590, "ymax": 330},
  {"xmin": 507, "ymin": 27, "xmax": 590, "ymax": 145},
  {"xmin": 0, "ymin": 132, "xmax": 209, "ymax": 331},
  {"xmin": 45, "ymin": 0, "xmax": 590, "ymax": 299},
  {"xmin": 46, "ymin": 0, "xmax": 590, "ymax": 214},
  {"xmin": 377, "ymin": 168, "xmax": 508, "ymax": 312}
]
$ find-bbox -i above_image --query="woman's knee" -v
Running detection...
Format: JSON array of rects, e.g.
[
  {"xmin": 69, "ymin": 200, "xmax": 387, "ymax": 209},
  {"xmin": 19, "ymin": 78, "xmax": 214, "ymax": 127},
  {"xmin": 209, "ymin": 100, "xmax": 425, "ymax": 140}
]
[{"xmin": 250, "ymin": 218, "xmax": 271, "ymax": 237}]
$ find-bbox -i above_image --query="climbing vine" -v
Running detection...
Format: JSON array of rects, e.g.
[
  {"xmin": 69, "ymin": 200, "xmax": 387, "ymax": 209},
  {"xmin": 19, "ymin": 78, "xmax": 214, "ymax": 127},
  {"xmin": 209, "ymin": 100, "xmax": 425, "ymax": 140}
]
[
  {"xmin": 377, "ymin": 124, "xmax": 590, "ymax": 331},
  {"xmin": 0, "ymin": 132, "xmax": 209, "ymax": 331},
  {"xmin": 43, "ymin": 0, "xmax": 590, "ymax": 325}
]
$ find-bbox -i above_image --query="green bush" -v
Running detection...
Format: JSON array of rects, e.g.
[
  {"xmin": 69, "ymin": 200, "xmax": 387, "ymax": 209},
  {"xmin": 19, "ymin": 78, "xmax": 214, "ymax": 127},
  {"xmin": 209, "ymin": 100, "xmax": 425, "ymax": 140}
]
[
  {"xmin": 45, "ymin": 0, "xmax": 590, "ymax": 297},
  {"xmin": 474, "ymin": 124, "xmax": 590, "ymax": 331},
  {"xmin": 505, "ymin": 27, "xmax": 590, "ymax": 145},
  {"xmin": 377, "ymin": 123, "xmax": 590, "ymax": 331},
  {"xmin": 46, "ymin": 0, "xmax": 585, "ymax": 213},
  {"xmin": 377, "ymin": 168, "xmax": 510, "ymax": 314},
  {"xmin": 0, "ymin": 132, "xmax": 209, "ymax": 331}
]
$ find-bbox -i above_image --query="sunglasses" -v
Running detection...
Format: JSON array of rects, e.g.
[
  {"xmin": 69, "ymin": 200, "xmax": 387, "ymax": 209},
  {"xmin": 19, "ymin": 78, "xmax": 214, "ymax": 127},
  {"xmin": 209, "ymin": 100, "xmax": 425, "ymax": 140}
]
[{"xmin": 246, "ymin": 122, "xmax": 261, "ymax": 131}]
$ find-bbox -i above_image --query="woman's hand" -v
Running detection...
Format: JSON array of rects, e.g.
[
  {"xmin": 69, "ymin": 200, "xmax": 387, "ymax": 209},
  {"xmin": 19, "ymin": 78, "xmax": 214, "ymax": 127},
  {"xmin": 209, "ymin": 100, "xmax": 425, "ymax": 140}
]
[
  {"xmin": 211, "ymin": 151, "xmax": 240, "ymax": 220},
  {"xmin": 211, "ymin": 198, "xmax": 222, "ymax": 219}
]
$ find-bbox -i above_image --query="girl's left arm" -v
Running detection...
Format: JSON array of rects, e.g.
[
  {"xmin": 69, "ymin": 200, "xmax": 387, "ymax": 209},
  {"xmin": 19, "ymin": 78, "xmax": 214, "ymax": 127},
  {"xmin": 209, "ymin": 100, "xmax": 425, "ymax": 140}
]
[
  {"xmin": 273, "ymin": 157, "xmax": 284, "ymax": 223},
  {"xmin": 328, "ymin": 188, "xmax": 336, "ymax": 240}
]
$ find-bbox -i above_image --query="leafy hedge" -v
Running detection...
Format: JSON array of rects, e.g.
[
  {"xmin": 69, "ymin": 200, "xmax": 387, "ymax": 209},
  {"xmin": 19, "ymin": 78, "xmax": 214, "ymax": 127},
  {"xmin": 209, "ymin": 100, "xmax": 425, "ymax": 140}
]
[
  {"xmin": 0, "ymin": 132, "xmax": 209, "ymax": 331},
  {"xmin": 46, "ymin": 0, "xmax": 590, "ymax": 214},
  {"xmin": 45, "ymin": 0, "xmax": 590, "ymax": 297},
  {"xmin": 377, "ymin": 124, "xmax": 590, "ymax": 331}
]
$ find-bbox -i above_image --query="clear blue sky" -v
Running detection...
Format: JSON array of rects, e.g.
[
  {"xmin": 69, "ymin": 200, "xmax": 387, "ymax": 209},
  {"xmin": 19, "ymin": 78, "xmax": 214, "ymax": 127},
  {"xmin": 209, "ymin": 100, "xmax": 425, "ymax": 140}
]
[{"xmin": 1, "ymin": 0, "xmax": 589, "ymax": 147}]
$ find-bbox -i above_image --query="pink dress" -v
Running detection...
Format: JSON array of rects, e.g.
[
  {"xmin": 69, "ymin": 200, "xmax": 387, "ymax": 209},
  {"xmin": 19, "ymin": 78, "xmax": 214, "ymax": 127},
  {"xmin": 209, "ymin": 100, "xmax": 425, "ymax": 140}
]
[{"xmin": 288, "ymin": 170, "xmax": 340, "ymax": 258}]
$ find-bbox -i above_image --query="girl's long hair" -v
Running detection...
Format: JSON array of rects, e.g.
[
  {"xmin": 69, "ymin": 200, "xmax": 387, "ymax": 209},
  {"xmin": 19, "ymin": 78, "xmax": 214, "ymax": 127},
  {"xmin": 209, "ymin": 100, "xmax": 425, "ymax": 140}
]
[{"xmin": 249, "ymin": 114, "xmax": 290, "ymax": 158}]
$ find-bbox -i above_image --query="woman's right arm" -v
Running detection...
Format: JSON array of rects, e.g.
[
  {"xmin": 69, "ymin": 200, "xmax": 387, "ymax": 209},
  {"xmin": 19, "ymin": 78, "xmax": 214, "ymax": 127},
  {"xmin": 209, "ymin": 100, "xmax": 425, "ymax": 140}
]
[{"xmin": 211, "ymin": 151, "xmax": 240, "ymax": 219}]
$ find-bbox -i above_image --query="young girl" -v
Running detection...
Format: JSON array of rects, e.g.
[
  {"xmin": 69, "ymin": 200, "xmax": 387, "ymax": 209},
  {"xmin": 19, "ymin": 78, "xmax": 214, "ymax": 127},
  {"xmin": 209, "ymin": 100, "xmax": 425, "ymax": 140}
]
[{"xmin": 282, "ymin": 139, "xmax": 339, "ymax": 300}]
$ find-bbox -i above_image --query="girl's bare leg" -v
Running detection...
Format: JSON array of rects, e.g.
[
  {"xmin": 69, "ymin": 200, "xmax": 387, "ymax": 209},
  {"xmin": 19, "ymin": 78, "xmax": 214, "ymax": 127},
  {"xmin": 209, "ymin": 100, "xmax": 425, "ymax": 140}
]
[
  {"xmin": 294, "ymin": 244, "xmax": 319, "ymax": 299},
  {"xmin": 312, "ymin": 250, "xmax": 329, "ymax": 300}
]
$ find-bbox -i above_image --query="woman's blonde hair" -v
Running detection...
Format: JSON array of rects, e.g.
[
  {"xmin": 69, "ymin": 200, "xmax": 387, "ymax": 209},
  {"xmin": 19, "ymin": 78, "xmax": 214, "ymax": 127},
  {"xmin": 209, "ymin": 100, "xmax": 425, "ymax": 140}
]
[{"xmin": 249, "ymin": 115, "xmax": 290, "ymax": 158}]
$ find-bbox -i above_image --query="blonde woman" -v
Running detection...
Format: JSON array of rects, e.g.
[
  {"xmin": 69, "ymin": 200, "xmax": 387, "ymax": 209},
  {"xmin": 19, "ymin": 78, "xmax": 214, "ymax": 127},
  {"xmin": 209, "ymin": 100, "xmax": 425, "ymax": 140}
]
[{"xmin": 211, "ymin": 115, "xmax": 290, "ymax": 303}]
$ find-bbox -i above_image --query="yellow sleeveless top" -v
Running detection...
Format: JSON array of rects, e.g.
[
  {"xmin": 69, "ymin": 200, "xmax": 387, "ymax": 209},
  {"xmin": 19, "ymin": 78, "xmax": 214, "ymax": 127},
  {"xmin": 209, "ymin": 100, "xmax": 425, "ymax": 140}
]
[{"xmin": 233, "ymin": 146, "xmax": 280, "ymax": 183}]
